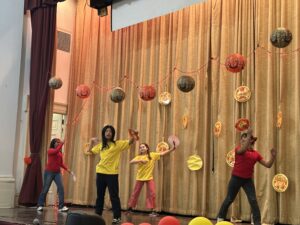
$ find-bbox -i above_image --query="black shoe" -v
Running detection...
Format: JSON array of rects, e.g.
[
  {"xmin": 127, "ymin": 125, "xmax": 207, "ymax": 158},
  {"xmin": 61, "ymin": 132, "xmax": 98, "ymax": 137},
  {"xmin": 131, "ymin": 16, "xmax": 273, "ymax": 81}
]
[
  {"xmin": 95, "ymin": 210, "xmax": 102, "ymax": 216},
  {"xmin": 112, "ymin": 218, "xmax": 121, "ymax": 224}
]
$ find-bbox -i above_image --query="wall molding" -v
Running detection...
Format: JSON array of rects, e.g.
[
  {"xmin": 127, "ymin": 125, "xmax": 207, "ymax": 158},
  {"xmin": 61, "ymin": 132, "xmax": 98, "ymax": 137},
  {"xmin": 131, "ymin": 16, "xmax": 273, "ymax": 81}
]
[{"xmin": 0, "ymin": 176, "xmax": 15, "ymax": 208}]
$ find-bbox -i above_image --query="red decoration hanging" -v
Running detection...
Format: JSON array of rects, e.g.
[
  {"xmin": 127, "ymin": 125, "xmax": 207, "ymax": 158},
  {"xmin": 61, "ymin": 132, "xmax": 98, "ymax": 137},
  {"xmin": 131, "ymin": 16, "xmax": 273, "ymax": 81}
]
[
  {"xmin": 235, "ymin": 118, "xmax": 250, "ymax": 131},
  {"xmin": 225, "ymin": 53, "xmax": 246, "ymax": 73},
  {"xmin": 76, "ymin": 84, "xmax": 91, "ymax": 99},
  {"xmin": 139, "ymin": 85, "xmax": 156, "ymax": 101},
  {"xmin": 24, "ymin": 156, "xmax": 32, "ymax": 165}
]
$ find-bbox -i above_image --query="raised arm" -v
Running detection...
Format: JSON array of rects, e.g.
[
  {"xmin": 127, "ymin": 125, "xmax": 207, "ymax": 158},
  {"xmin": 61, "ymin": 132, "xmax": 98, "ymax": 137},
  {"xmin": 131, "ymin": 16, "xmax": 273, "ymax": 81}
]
[
  {"xmin": 128, "ymin": 129, "xmax": 139, "ymax": 145},
  {"xmin": 259, "ymin": 148, "xmax": 277, "ymax": 168},
  {"xmin": 48, "ymin": 141, "xmax": 64, "ymax": 155},
  {"xmin": 87, "ymin": 137, "xmax": 100, "ymax": 154},
  {"xmin": 159, "ymin": 143, "xmax": 176, "ymax": 156}
]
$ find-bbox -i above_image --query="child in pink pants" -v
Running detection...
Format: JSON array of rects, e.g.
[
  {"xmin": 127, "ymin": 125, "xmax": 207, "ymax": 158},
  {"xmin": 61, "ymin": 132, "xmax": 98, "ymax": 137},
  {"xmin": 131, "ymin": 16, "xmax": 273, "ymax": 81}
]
[{"xmin": 127, "ymin": 142, "xmax": 175, "ymax": 216}]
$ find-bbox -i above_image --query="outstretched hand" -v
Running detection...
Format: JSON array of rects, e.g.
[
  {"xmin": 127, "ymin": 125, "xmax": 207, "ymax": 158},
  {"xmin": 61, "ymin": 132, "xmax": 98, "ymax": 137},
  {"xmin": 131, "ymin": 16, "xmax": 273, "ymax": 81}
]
[
  {"xmin": 90, "ymin": 137, "xmax": 100, "ymax": 143},
  {"xmin": 128, "ymin": 129, "xmax": 139, "ymax": 141},
  {"xmin": 270, "ymin": 148, "xmax": 277, "ymax": 158}
]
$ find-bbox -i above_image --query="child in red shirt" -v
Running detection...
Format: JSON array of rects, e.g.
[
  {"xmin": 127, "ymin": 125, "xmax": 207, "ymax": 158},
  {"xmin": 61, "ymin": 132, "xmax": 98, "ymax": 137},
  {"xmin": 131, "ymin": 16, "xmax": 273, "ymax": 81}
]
[
  {"xmin": 217, "ymin": 128, "xmax": 277, "ymax": 225},
  {"xmin": 37, "ymin": 138, "xmax": 71, "ymax": 212}
]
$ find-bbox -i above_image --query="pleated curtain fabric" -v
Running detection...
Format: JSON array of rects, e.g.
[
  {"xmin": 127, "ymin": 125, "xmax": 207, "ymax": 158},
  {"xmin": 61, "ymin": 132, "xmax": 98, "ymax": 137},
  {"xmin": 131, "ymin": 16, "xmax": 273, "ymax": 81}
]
[{"xmin": 63, "ymin": 0, "xmax": 300, "ymax": 224}]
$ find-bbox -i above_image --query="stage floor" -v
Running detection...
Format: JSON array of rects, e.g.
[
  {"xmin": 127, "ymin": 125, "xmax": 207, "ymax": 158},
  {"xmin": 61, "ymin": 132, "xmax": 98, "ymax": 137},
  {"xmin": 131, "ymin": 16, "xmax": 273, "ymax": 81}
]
[{"xmin": 0, "ymin": 206, "xmax": 251, "ymax": 225}]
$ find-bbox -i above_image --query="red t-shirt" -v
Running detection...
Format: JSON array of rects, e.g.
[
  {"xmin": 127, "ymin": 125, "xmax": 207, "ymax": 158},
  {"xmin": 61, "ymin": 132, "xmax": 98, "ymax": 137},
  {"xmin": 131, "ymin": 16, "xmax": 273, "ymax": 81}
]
[
  {"xmin": 45, "ymin": 143, "xmax": 68, "ymax": 173},
  {"xmin": 232, "ymin": 146, "xmax": 263, "ymax": 179}
]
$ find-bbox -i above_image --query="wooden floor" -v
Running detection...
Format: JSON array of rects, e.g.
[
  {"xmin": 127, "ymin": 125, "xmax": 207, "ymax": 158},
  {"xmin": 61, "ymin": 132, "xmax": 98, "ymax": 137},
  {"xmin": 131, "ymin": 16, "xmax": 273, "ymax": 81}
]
[{"xmin": 0, "ymin": 206, "xmax": 252, "ymax": 225}]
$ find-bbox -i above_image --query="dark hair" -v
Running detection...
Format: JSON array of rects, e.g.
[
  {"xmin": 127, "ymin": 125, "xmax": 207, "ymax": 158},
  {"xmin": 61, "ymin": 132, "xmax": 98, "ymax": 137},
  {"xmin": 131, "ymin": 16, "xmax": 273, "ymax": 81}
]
[
  {"xmin": 50, "ymin": 138, "xmax": 59, "ymax": 148},
  {"xmin": 140, "ymin": 143, "xmax": 152, "ymax": 160},
  {"xmin": 101, "ymin": 125, "xmax": 116, "ymax": 150}
]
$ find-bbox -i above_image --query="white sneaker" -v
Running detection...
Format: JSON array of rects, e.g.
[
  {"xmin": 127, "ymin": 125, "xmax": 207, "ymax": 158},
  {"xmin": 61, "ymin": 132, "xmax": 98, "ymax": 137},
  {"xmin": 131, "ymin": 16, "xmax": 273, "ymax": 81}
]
[
  {"xmin": 58, "ymin": 206, "xmax": 69, "ymax": 212},
  {"xmin": 112, "ymin": 218, "xmax": 121, "ymax": 224},
  {"xmin": 37, "ymin": 206, "xmax": 43, "ymax": 211},
  {"xmin": 217, "ymin": 218, "xmax": 224, "ymax": 222}
]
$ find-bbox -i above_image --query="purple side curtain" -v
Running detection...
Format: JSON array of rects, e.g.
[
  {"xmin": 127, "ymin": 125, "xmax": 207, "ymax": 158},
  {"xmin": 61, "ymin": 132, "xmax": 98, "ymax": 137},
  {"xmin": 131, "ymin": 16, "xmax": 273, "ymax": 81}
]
[{"xmin": 18, "ymin": 0, "xmax": 64, "ymax": 206}]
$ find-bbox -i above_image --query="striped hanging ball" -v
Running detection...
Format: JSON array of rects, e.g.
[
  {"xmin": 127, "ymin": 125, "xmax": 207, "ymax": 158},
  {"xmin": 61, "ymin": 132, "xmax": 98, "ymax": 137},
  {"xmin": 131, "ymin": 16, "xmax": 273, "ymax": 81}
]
[
  {"xmin": 110, "ymin": 87, "xmax": 126, "ymax": 103},
  {"xmin": 270, "ymin": 27, "xmax": 292, "ymax": 48},
  {"xmin": 49, "ymin": 77, "xmax": 63, "ymax": 89},
  {"xmin": 177, "ymin": 75, "xmax": 195, "ymax": 92}
]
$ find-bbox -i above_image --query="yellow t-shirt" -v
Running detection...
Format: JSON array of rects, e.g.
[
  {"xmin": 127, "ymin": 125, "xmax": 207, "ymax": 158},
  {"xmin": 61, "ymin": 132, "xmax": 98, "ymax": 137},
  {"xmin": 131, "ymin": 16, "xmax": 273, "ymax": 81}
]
[
  {"xmin": 91, "ymin": 140, "xmax": 130, "ymax": 174},
  {"xmin": 134, "ymin": 152, "xmax": 160, "ymax": 181}
]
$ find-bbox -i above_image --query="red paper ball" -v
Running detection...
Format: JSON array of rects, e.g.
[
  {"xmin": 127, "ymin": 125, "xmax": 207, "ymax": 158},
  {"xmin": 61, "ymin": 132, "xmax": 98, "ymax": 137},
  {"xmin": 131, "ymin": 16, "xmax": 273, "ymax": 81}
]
[
  {"xmin": 121, "ymin": 223, "xmax": 134, "ymax": 225},
  {"xmin": 24, "ymin": 156, "xmax": 32, "ymax": 165},
  {"xmin": 225, "ymin": 53, "xmax": 246, "ymax": 73},
  {"xmin": 158, "ymin": 216, "xmax": 180, "ymax": 225},
  {"xmin": 76, "ymin": 84, "xmax": 91, "ymax": 99},
  {"xmin": 139, "ymin": 85, "xmax": 156, "ymax": 101}
]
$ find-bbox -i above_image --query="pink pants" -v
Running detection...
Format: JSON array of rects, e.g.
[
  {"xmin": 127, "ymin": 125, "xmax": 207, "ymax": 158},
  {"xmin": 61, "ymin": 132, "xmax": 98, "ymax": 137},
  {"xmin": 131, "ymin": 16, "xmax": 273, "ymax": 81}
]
[{"xmin": 128, "ymin": 179, "xmax": 156, "ymax": 209}]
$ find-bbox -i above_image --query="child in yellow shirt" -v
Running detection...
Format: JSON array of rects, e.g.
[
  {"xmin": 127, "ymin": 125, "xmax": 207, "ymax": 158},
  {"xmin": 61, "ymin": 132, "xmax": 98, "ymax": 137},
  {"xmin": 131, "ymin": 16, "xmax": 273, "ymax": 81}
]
[
  {"xmin": 88, "ymin": 125, "xmax": 138, "ymax": 224},
  {"xmin": 127, "ymin": 142, "xmax": 175, "ymax": 216}
]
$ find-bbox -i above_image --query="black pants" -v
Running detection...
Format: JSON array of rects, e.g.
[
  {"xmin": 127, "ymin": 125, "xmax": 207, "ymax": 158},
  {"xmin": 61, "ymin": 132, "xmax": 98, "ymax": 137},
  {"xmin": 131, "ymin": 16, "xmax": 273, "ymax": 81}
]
[
  {"xmin": 217, "ymin": 175, "xmax": 261, "ymax": 225},
  {"xmin": 96, "ymin": 173, "xmax": 121, "ymax": 219}
]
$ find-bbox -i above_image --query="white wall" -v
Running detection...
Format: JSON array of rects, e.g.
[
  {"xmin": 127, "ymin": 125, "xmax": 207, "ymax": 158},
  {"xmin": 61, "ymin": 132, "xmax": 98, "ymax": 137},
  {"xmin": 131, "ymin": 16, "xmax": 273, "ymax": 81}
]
[
  {"xmin": 0, "ymin": 0, "xmax": 25, "ymax": 207},
  {"xmin": 112, "ymin": 0, "xmax": 207, "ymax": 30},
  {"xmin": 55, "ymin": 0, "xmax": 77, "ymax": 105}
]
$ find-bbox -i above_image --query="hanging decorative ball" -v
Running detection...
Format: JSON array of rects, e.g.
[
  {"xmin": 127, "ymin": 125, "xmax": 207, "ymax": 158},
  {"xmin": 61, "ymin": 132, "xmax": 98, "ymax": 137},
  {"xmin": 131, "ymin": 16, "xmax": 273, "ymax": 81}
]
[
  {"xmin": 139, "ymin": 85, "xmax": 156, "ymax": 101},
  {"xmin": 234, "ymin": 86, "xmax": 251, "ymax": 102},
  {"xmin": 235, "ymin": 118, "xmax": 250, "ymax": 131},
  {"xmin": 272, "ymin": 173, "xmax": 288, "ymax": 192},
  {"xmin": 225, "ymin": 54, "xmax": 246, "ymax": 73},
  {"xmin": 110, "ymin": 87, "xmax": 125, "ymax": 103},
  {"xmin": 48, "ymin": 77, "xmax": 63, "ymax": 89},
  {"xmin": 270, "ymin": 27, "xmax": 292, "ymax": 48},
  {"xmin": 76, "ymin": 84, "xmax": 91, "ymax": 99},
  {"xmin": 158, "ymin": 92, "xmax": 172, "ymax": 105},
  {"xmin": 177, "ymin": 76, "xmax": 195, "ymax": 92}
]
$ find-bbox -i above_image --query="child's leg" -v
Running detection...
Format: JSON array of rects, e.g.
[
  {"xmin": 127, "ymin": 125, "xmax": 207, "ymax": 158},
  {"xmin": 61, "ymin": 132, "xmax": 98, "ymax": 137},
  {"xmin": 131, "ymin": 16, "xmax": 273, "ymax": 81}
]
[
  {"xmin": 146, "ymin": 179, "xmax": 156, "ymax": 209},
  {"xmin": 128, "ymin": 180, "xmax": 144, "ymax": 208}
]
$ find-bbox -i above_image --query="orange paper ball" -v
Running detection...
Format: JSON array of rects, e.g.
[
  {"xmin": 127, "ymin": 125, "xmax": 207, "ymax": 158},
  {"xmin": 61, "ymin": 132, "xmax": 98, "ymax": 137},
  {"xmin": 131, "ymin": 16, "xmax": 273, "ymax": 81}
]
[
  {"xmin": 24, "ymin": 156, "xmax": 32, "ymax": 165},
  {"xmin": 225, "ymin": 53, "xmax": 246, "ymax": 73},
  {"xmin": 158, "ymin": 216, "xmax": 180, "ymax": 225},
  {"xmin": 139, "ymin": 85, "xmax": 156, "ymax": 101},
  {"xmin": 122, "ymin": 223, "xmax": 134, "ymax": 225},
  {"xmin": 76, "ymin": 84, "xmax": 91, "ymax": 99}
]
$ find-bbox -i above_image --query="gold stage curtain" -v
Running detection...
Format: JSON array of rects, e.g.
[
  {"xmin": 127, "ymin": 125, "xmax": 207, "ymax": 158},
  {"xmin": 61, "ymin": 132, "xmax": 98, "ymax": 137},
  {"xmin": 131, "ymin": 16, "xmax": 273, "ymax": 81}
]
[{"xmin": 63, "ymin": 0, "xmax": 300, "ymax": 223}]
